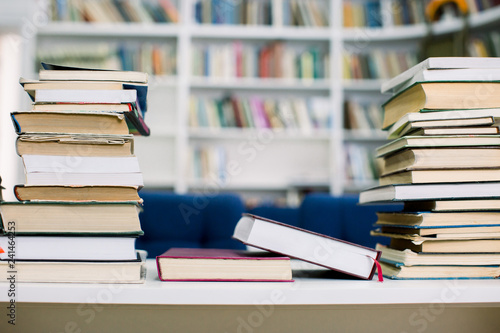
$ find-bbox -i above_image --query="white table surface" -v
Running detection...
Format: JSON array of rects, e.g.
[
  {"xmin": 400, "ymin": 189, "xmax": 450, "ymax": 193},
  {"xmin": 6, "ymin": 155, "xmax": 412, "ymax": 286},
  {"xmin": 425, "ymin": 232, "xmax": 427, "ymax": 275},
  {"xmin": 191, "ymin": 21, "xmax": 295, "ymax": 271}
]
[{"xmin": 1, "ymin": 259, "xmax": 499, "ymax": 306}]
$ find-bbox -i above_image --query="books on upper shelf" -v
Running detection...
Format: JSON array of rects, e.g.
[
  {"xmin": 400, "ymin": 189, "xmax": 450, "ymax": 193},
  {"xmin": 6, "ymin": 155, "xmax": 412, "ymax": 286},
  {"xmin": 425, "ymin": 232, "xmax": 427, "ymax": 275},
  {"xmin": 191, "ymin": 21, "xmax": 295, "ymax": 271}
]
[
  {"xmin": 0, "ymin": 235, "xmax": 138, "ymax": 260},
  {"xmin": 193, "ymin": 0, "xmax": 329, "ymax": 27},
  {"xmin": 359, "ymin": 182, "xmax": 500, "ymax": 204},
  {"xmin": 233, "ymin": 214, "xmax": 381, "ymax": 280},
  {"xmin": 344, "ymin": 100, "xmax": 383, "ymax": 130},
  {"xmin": 36, "ymin": 42, "xmax": 177, "ymax": 76},
  {"xmin": 0, "ymin": 201, "xmax": 142, "ymax": 234},
  {"xmin": 343, "ymin": 50, "xmax": 419, "ymax": 80},
  {"xmin": 49, "ymin": 0, "xmax": 179, "ymax": 23},
  {"xmin": 381, "ymin": 57, "xmax": 500, "ymax": 94},
  {"xmin": 156, "ymin": 248, "xmax": 293, "ymax": 282},
  {"xmin": 0, "ymin": 253, "xmax": 146, "ymax": 283},
  {"xmin": 189, "ymin": 95, "xmax": 330, "ymax": 132},
  {"xmin": 192, "ymin": 41, "xmax": 328, "ymax": 80},
  {"xmin": 15, "ymin": 134, "xmax": 135, "ymax": 157},
  {"xmin": 382, "ymin": 82, "xmax": 500, "ymax": 129},
  {"xmin": 14, "ymin": 185, "xmax": 142, "ymax": 203},
  {"xmin": 343, "ymin": 0, "xmax": 382, "ymax": 27}
]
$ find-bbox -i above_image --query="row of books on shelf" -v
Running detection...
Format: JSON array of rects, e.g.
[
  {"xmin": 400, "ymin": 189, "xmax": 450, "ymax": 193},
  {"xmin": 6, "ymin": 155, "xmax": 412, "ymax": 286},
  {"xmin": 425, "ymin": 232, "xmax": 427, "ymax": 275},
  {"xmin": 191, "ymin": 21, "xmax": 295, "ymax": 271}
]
[
  {"xmin": 37, "ymin": 43, "xmax": 177, "ymax": 76},
  {"xmin": 343, "ymin": 0, "xmax": 499, "ymax": 28},
  {"xmin": 194, "ymin": 0, "xmax": 329, "ymax": 27},
  {"xmin": 49, "ymin": 0, "xmax": 179, "ymax": 23},
  {"xmin": 344, "ymin": 100, "xmax": 384, "ymax": 130},
  {"xmin": 0, "ymin": 63, "xmax": 152, "ymax": 283},
  {"xmin": 343, "ymin": 50, "xmax": 419, "ymax": 80},
  {"xmin": 189, "ymin": 95, "xmax": 331, "ymax": 131},
  {"xmin": 344, "ymin": 143, "xmax": 380, "ymax": 185},
  {"xmin": 192, "ymin": 41, "xmax": 328, "ymax": 80},
  {"xmin": 343, "ymin": 0, "xmax": 383, "ymax": 28},
  {"xmin": 360, "ymin": 56, "xmax": 500, "ymax": 279},
  {"xmin": 45, "ymin": 0, "xmax": 500, "ymax": 27},
  {"xmin": 467, "ymin": 31, "xmax": 500, "ymax": 57},
  {"xmin": 466, "ymin": 0, "xmax": 500, "ymax": 13}
]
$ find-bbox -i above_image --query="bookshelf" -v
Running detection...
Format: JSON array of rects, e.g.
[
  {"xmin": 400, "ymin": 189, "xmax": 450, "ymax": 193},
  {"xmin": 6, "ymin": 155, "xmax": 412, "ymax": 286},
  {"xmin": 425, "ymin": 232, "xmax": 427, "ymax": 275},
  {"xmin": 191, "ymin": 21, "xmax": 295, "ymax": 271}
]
[{"xmin": 10, "ymin": 0, "xmax": 500, "ymax": 203}]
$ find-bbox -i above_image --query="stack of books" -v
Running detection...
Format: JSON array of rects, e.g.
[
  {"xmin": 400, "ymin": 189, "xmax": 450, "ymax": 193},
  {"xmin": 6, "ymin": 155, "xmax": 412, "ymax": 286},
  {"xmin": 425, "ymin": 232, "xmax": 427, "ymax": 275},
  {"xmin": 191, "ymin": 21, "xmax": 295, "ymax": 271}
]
[
  {"xmin": 0, "ymin": 63, "xmax": 151, "ymax": 283},
  {"xmin": 360, "ymin": 57, "xmax": 500, "ymax": 279}
]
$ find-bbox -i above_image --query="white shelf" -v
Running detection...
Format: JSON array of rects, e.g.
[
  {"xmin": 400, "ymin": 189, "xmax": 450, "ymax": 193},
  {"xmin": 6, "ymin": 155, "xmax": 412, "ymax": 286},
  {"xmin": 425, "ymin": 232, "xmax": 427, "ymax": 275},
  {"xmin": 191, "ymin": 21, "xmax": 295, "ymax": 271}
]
[
  {"xmin": 190, "ymin": 25, "xmax": 331, "ymax": 40},
  {"xmin": 343, "ymin": 130, "xmax": 387, "ymax": 141},
  {"xmin": 190, "ymin": 77, "xmax": 331, "ymax": 91},
  {"xmin": 343, "ymin": 25, "xmax": 427, "ymax": 42},
  {"xmin": 187, "ymin": 180, "xmax": 290, "ymax": 191},
  {"xmin": 2, "ymin": 260, "xmax": 500, "ymax": 305},
  {"xmin": 38, "ymin": 22, "xmax": 181, "ymax": 37},
  {"xmin": 343, "ymin": 79, "xmax": 384, "ymax": 92},
  {"xmin": 188, "ymin": 128, "xmax": 331, "ymax": 141}
]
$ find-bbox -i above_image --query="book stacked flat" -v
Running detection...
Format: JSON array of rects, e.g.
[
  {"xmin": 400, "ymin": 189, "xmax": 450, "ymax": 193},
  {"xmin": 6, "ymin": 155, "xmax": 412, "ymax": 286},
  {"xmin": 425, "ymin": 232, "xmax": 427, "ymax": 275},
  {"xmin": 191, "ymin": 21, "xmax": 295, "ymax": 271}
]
[
  {"xmin": 0, "ymin": 63, "xmax": 151, "ymax": 283},
  {"xmin": 360, "ymin": 57, "xmax": 500, "ymax": 279}
]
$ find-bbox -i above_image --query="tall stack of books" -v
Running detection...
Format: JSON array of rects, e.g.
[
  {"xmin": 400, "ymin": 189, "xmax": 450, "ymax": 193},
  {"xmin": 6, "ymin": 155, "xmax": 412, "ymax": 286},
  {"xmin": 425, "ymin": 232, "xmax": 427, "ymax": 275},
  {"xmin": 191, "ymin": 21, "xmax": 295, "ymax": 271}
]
[
  {"xmin": 0, "ymin": 63, "xmax": 150, "ymax": 283},
  {"xmin": 360, "ymin": 57, "xmax": 500, "ymax": 279}
]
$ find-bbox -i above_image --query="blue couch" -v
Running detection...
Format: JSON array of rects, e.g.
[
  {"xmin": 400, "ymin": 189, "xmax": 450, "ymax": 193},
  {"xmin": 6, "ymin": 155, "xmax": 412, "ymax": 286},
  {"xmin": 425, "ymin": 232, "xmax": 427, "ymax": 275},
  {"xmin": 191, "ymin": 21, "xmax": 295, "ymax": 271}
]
[
  {"xmin": 136, "ymin": 191, "xmax": 246, "ymax": 258},
  {"xmin": 137, "ymin": 191, "xmax": 402, "ymax": 258}
]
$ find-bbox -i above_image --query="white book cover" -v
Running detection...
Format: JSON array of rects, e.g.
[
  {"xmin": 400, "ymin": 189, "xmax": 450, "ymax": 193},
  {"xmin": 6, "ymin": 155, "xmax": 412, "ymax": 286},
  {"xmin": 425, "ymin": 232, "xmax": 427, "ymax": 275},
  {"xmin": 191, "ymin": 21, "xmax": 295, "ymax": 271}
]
[
  {"xmin": 34, "ymin": 89, "xmax": 137, "ymax": 104},
  {"xmin": 22, "ymin": 155, "xmax": 141, "ymax": 174},
  {"xmin": 381, "ymin": 57, "xmax": 500, "ymax": 94},
  {"xmin": 25, "ymin": 172, "xmax": 144, "ymax": 187}
]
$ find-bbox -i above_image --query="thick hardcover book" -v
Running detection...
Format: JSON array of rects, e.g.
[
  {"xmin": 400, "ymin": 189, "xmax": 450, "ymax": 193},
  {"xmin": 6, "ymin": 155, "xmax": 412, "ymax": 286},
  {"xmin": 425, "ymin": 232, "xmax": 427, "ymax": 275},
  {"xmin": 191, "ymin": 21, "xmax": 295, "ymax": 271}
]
[
  {"xmin": 0, "ymin": 235, "xmax": 139, "ymax": 261},
  {"xmin": 232, "ymin": 214, "xmax": 381, "ymax": 280},
  {"xmin": 0, "ymin": 201, "xmax": 142, "ymax": 234},
  {"xmin": 388, "ymin": 108, "xmax": 500, "ymax": 139},
  {"xmin": 13, "ymin": 184, "xmax": 142, "ymax": 203},
  {"xmin": 15, "ymin": 133, "xmax": 135, "ymax": 157},
  {"xmin": 359, "ymin": 182, "xmax": 500, "ymax": 204},
  {"xmin": 379, "ymin": 261, "xmax": 500, "ymax": 279},
  {"xmin": 156, "ymin": 248, "xmax": 293, "ymax": 282},
  {"xmin": 382, "ymin": 82, "xmax": 500, "ymax": 129},
  {"xmin": 381, "ymin": 148, "xmax": 500, "ymax": 175},
  {"xmin": 376, "ymin": 135, "xmax": 500, "ymax": 157},
  {"xmin": 39, "ymin": 62, "xmax": 148, "ymax": 84},
  {"xmin": 376, "ymin": 244, "xmax": 500, "ymax": 267},
  {"xmin": 0, "ymin": 251, "xmax": 146, "ymax": 283}
]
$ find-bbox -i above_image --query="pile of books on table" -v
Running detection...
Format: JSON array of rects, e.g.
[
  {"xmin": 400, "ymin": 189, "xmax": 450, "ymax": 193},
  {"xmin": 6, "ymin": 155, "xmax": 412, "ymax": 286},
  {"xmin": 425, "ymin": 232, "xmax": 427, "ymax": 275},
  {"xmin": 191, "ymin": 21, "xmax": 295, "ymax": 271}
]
[
  {"xmin": 360, "ymin": 57, "xmax": 500, "ymax": 279},
  {"xmin": 0, "ymin": 63, "xmax": 150, "ymax": 283}
]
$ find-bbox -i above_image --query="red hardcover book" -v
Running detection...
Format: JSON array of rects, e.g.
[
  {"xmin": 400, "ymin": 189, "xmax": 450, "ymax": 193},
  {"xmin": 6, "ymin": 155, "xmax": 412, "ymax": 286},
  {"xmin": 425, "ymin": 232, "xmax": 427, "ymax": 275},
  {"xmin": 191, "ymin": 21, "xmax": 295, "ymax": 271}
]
[
  {"xmin": 156, "ymin": 248, "xmax": 293, "ymax": 282},
  {"xmin": 233, "ymin": 214, "xmax": 382, "ymax": 280}
]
